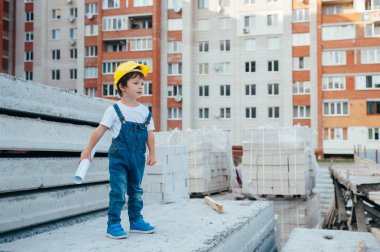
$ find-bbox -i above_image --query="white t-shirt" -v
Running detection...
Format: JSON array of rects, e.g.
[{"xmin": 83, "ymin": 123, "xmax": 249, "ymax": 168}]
[{"xmin": 100, "ymin": 101, "xmax": 155, "ymax": 139}]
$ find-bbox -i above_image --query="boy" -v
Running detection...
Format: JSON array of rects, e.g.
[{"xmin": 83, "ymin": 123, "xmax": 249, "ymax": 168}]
[{"xmin": 80, "ymin": 61, "xmax": 157, "ymax": 239}]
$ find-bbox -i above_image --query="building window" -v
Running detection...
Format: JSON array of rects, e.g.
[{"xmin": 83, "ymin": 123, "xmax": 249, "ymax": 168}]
[
  {"xmin": 199, "ymin": 108, "xmax": 209, "ymax": 119},
  {"xmin": 368, "ymin": 128, "xmax": 380, "ymax": 141},
  {"xmin": 292, "ymin": 33, "xmax": 310, "ymax": 46},
  {"xmin": 25, "ymin": 71, "xmax": 33, "ymax": 81},
  {"xmin": 70, "ymin": 48, "xmax": 77, "ymax": 59},
  {"xmin": 268, "ymin": 83, "xmax": 279, "ymax": 95},
  {"xmin": 361, "ymin": 47, "xmax": 380, "ymax": 64},
  {"xmin": 365, "ymin": 21, "xmax": 380, "ymax": 37},
  {"xmin": 136, "ymin": 59, "xmax": 152, "ymax": 71},
  {"xmin": 245, "ymin": 84, "xmax": 256, "ymax": 95},
  {"xmin": 244, "ymin": 38, "xmax": 256, "ymax": 51},
  {"xmin": 323, "ymin": 100, "xmax": 349, "ymax": 116},
  {"xmin": 69, "ymin": 28, "xmax": 77, "ymax": 39},
  {"xmin": 85, "ymin": 25, "xmax": 99, "ymax": 36},
  {"xmin": 365, "ymin": 0, "xmax": 380, "ymax": 11},
  {"xmin": 85, "ymin": 3, "xmax": 98, "ymax": 14},
  {"xmin": 267, "ymin": 0, "xmax": 278, "ymax": 3},
  {"xmin": 219, "ymin": 17, "xmax": 231, "ymax": 29},
  {"xmin": 25, "ymin": 51, "xmax": 33, "ymax": 61},
  {"xmin": 245, "ymin": 61, "xmax": 255, "ymax": 72},
  {"xmin": 197, "ymin": 19, "xmax": 209, "ymax": 31},
  {"xmin": 293, "ymin": 82, "xmax": 311, "ymax": 94},
  {"xmin": 292, "ymin": 9, "xmax": 309, "ymax": 22},
  {"xmin": 244, "ymin": 15, "xmax": 255, "ymax": 28},
  {"xmin": 52, "ymin": 49, "xmax": 60, "ymax": 60},
  {"xmin": 70, "ymin": 69, "xmax": 77, "ymax": 80},
  {"xmin": 323, "ymin": 76, "xmax": 346, "ymax": 90},
  {"xmin": 133, "ymin": 0, "xmax": 153, "ymax": 7},
  {"xmin": 198, "ymin": 0, "xmax": 208, "ymax": 9},
  {"xmin": 131, "ymin": 37, "xmax": 153, "ymax": 51},
  {"xmin": 85, "ymin": 46, "xmax": 98, "ymax": 57},
  {"xmin": 268, "ymin": 60, "xmax": 279, "ymax": 72},
  {"xmin": 324, "ymin": 128, "xmax": 347, "ymax": 141},
  {"xmin": 220, "ymin": 40, "xmax": 230, "ymax": 51},
  {"xmin": 168, "ymin": 41, "xmax": 182, "ymax": 53},
  {"xmin": 293, "ymin": 57, "xmax": 309, "ymax": 70},
  {"xmin": 293, "ymin": 106, "xmax": 310, "ymax": 119},
  {"xmin": 52, "ymin": 70, "xmax": 60, "ymax": 80},
  {"xmin": 267, "ymin": 37, "xmax": 279, "ymax": 50},
  {"xmin": 199, "ymin": 41, "xmax": 209, "ymax": 52},
  {"xmin": 199, "ymin": 85, "xmax": 209, "ymax": 96},
  {"xmin": 70, "ymin": 8, "xmax": 78, "ymax": 18},
  {"xmin": 25, "ymin": 32, "xmax": 34, "ymax": 41},
  {"xmin": 85, "ymin": 67, "xmax": 98, "ymax": 79},
  {"xmin": 198, "ymin": 63, "xmax": 209, "ymax": 75},
  {"xmin": 220, "ymin": 85, "xmax": 231, "ymax": 96},
  {"xmin": 220, "ymin": 107, "xmax": 231, "ymax": 119},
  {"xmin": 51, "ymin": 29, "xmax": 60, "ymax": 40},
  {"xmin": 218, "ymin": 62, "xmax": 231, "ymax": 74},
  {"xmin": 245, "ymin": 107, "xmax": 256, "ymax": 118},
  {"xmin": 245, "ymin": 0, "xmax": 255, "ymax": 5},
  {"xmin": 323, "ymin": 5, "xmax": 342, "ymax": 15},
  {"xmin": 267, "ymin": 14, "xmax": 278, "ymax": 27},
  {"xmin": 322, "ymin": 25, "xmax": 356, "ymax": 40},
  {"xmin": 356, "ymin": 75, "xmax": 380, "ymax": 90},
  {"xmin": 26, "ymin": 11, "xmax": 34, "ymax": 22},
  {"xmin": 86, "ymin": 88, "xmax": 98, "ymax": 97},
  {"xmin": 168, "ymin": 63, "xmax": 182, "ymax": 75},
  {"xmin": 143, "ymin": 81, "xmax": 152, "ymax": 96},
  {"xmin": 102, "ymin": 0, "xmax": 120, "ymax": 9},
  {"xmin": 102, "ymin": 62, "xmax": 122, "ymax": 74},
  {"xmin": 168, "ymin": 108, "xmax": 182, "ymax": 119},
  {"xmin": 102, "ymin": 83, "xmax": 116, "ymax": 97},
  {"xmin": 52, "ymin": 9, "xmax": 61, "ymax": 19},
  {"xmin": 268, "ymin": 107, "xmax": 280, "ymax": 118},
  {"xmin": 322, "ymin": 51, "xmax": 346, "ymax": 66},
  {"xmin": 103, "ymin": 16, "xmax": 126, "ymax": 31},
  {"xmin": 168, "ymin": 85, "xmax": 182, "ymax": 97},
  {"xmin": 367, "ymin": 101, "xmax": 380, "ymax": 114},
  {"xmin": 168, "ymin": 19, "xmax": 183, "ymax": 31}
]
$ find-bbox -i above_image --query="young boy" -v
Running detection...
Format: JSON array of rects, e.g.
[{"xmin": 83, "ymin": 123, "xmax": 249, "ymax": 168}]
[{"xmin": 80, "ymin": 61, "xmax": 157, "ymax": 239}]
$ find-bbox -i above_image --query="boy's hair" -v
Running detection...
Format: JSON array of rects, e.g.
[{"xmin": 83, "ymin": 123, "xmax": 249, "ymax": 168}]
[{"xmin": 116, "ymin": 68, "xmax": 145, "ymax": 97}]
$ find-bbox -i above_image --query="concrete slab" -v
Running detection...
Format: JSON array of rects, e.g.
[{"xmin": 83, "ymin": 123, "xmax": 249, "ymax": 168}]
[
  {"xmin": 0, "ymin": 200, "xmax": 277, "ymax": 252},
  {"xmin": 282, "ymin": 228, "xmax": 380, "ymax": 252}
]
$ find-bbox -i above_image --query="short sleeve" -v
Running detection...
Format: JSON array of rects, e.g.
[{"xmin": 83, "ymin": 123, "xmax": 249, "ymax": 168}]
[
  {"xmin": 99, "ymin": 106, "xmax": 116, "ymax": 129},
  {"xmin": 147, "ymin": 116, "xmax": 155, "ymax": 131}
]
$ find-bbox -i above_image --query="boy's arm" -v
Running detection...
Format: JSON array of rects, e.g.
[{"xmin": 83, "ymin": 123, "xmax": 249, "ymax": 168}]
[
  {"xmin": 80, "ymin": 125, "xmax": 108, "ymax": 162},
  {"xmin": 146, "ymin": 131, "xmax": 156, "ymax": 166}
]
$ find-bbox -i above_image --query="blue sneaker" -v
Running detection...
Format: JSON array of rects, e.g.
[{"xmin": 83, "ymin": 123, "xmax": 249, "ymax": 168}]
[
  {"xmin": 130, "ymin": 219, "xmax": 155, "ymax": 234},
  {"xmin": 106, "ymin": 223, "xmax": 127, "ymax": 239}
]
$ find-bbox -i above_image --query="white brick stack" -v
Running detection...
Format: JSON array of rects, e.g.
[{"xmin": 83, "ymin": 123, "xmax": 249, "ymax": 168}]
[
  {"xmin": 142, "ymin": 146, "xmax": 189, "ymax": 202},
  {"xmin": 241, "ymin": 127, "xmax": 317, "ymax": 197}
]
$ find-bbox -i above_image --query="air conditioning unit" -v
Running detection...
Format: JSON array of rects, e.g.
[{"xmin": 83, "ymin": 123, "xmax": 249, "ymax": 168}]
[
  {"xmin": 86, "ymin": 13, "xmax": 94, "ymax": 20},
  {"xmin": 173, "ymin": 0, "xmax": 182, "ymax": 13},
  {"xmin": 67, "ymin": 0, "xmax": 73, "ymax": 4},
  {"xmin": 214, "ymin": 63, "xmax": 220, "ymax": 71},
  {"xmin": 214, "ymin": 113, "xmax": 221, "ymax": 119},
  {"xmin": 68, "ymin": 15, "xmax": 76, "ymax": 22},
  {"xmin": 174, "ymin": 94, "xmax": 182, "ymax": 102},
  {"xmin": 243, "ymin": 27, "xmax": 250, "ymax": 34},
  {"xmin": 70, "ymin": 39, "xmax": 76, "ymax": 46}
]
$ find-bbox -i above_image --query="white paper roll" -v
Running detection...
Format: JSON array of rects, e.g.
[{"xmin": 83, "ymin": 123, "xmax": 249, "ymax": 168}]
[{"xmin": 74, "ymin": 145, "xmax": 98, "ymax": 184}]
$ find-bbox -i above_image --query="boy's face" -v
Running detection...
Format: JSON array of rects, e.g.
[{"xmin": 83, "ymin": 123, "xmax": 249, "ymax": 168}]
[{"xmin": 120, "ymin": 75, "xmax": 145, "ymax": 99}]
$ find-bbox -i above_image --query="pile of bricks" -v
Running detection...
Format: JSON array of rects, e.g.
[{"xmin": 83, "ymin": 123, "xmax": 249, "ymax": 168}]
[
  {"xmin": 241, "ymin": 127, "xmax": 316, "ymax": 197},
  {"xmin": 142, "ymin": 146, "xmax": 189, "ymax": 202}
]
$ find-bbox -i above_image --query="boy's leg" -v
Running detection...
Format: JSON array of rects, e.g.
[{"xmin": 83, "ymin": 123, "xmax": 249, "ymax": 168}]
[{"xmin": 108, "ymin": 158, "xmax": 128, "ymax": 226}]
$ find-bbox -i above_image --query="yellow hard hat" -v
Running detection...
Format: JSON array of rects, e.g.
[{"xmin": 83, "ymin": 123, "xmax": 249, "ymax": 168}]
[{"xmin": 113, "ymin": 61, "xmax": 151, "ymax": 91}]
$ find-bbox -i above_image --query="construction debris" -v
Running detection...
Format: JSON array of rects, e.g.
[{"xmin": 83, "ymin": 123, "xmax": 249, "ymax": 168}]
[{"xmin": 204, "ymin": 196, "xmax": 224, "ymax": 213}]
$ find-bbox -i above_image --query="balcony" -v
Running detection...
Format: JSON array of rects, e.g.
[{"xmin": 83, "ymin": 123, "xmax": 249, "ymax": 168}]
[{"xmin": 129, "ymin": 15, "xmax": 152, "ymax": 30}]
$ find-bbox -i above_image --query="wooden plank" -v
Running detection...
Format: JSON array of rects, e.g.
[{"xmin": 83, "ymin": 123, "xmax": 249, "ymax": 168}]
[
  {"xmin": 371, "ymin": 228, "xmax": 380, "ymax": 244},
  {"xmin": 355, "ymin": 199, "xmax": 368, "ymax": 232},
  {"xmin": 334, "ymin": 179, "xmax": 348, "ymax": 223},
  {"xmin": 356, "ymin": 240, "xmax": 365, "ymax": 252},
  {"xmin": 204, "ymin": 196, "xmax": 224, "ymax": 213}
]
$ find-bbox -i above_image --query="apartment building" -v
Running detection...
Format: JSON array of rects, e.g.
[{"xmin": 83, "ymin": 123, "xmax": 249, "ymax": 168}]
[
  {"xmin": 318, "ymin": 0, "xmax": 380, "ymax": 155},
  {"xmin": 0, "ymin": 0, "xmax": 16, "ymax": 75}
]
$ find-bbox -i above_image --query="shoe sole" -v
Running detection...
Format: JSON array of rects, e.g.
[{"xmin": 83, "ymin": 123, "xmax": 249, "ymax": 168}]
[
  {"xmin": 129, "ymin": 229, "xmax": 155, "ymax": 234},
  {"xmin": 106, "ymin": 233, "xmax": 128, "ymax": 239}
]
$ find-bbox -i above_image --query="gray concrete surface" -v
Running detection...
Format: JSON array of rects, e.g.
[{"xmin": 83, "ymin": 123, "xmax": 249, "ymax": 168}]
[
  {"xmin": 0, "ymin": 200, "xmax": 277, "ymax": 252},
  {"xmin": 282, "ymin": 228, "xmax": 380, "ymax": 252}
]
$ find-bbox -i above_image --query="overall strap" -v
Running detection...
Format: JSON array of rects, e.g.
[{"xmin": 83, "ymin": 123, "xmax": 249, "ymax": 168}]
[
  {"xmin": 145, "ymin": 112, "xmax": 152, "ymax": 128},
  {"xmin": 113, "ymin": 104, "xmax": 126, "ymax": 124}
]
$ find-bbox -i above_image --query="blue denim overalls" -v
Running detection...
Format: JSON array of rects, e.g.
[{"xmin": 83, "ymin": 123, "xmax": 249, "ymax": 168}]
[{"xmin": 107, "ymin": 103, "xmax": 152, "ymax": 226}]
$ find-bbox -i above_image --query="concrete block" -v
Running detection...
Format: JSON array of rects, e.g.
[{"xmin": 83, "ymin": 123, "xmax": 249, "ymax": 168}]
[
  {"xmin": 0, "ymin": 114, "xmax": 112, "ymax": 152},
  {"xmin": 0, "ymin": 74, "xmax": 113, "ymax": 123},
  {"xmin": 0, "ymin": 184, "xmax": 109, "ymax": 234},
  {"xmin": 0, "ymin": 157, "xmax": 109, "ymax": 193},
  {"xmin": 282, "ymin": 228, "xmax": 380, "ymax": 252}
]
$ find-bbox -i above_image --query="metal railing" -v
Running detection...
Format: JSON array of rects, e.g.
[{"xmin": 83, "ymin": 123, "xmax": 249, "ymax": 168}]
[{"xmin": 354, "ymin": 145, "xmax": 380, "ymax": 164}]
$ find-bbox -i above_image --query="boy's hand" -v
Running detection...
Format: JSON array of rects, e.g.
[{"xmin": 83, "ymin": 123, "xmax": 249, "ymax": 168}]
[
  {"xmin": 79, "ymin": 149, "xmax": 92, "ymax": 163},
  {"xmin": 147, "ymin": 154, "xmax": 157, "ymax": 166}
]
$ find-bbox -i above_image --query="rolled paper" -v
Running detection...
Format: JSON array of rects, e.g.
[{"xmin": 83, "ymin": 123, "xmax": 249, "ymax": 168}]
[{"xmin": 74, "ymin": 145, "xmax": 98, "ymax": 184}]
